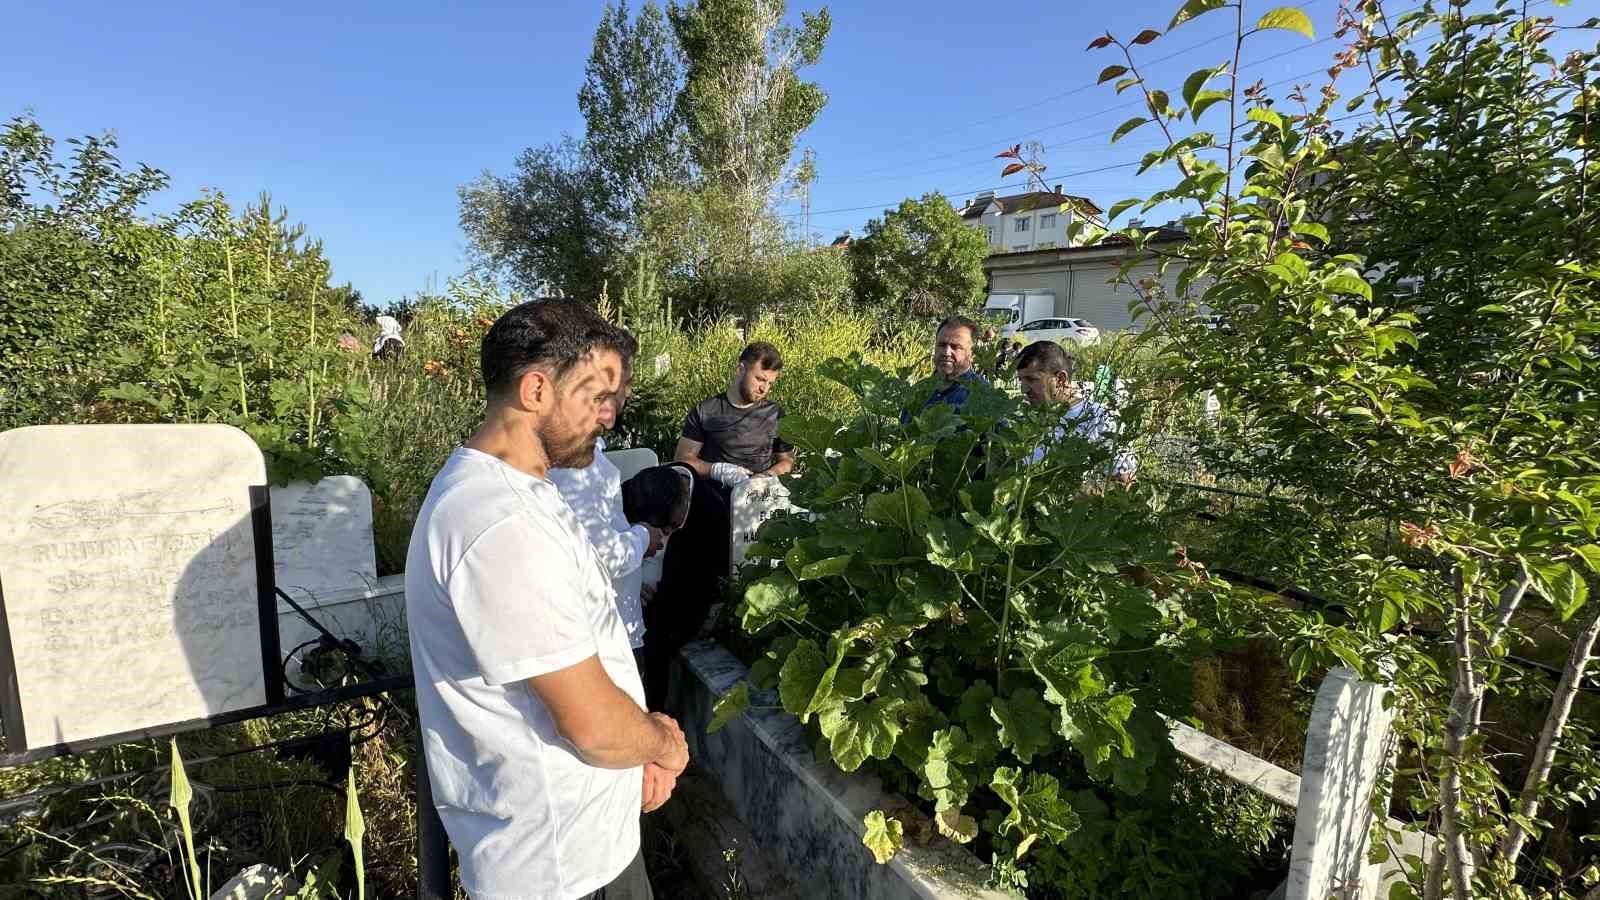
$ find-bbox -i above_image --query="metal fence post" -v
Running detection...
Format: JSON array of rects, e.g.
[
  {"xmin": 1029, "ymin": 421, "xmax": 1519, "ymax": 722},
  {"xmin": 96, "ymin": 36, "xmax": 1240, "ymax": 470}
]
[{"xmin": 416, "ymin": 733, "xmax": 451, "ymax": 899}]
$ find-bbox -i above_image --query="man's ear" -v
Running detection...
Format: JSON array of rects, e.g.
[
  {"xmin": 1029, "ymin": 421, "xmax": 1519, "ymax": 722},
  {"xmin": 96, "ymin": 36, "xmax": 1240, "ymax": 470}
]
[
  {"xmin": 516, "ymin": 366, "xmax": 552, "ymax": 411},
  {"xmin": 1053, "ymin": 370, "xmax": 1072, "ymax": 395}
]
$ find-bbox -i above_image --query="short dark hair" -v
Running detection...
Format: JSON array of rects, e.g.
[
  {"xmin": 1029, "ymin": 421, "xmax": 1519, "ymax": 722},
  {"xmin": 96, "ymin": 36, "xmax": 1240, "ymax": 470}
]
[
  {"xmin": 738, "ymin": 341, "xmax": 783, "ymax": 371},
  {"xmin": 480, "ymin": 300, "xmax": 637, "ymax": 398},
  {"xmin": 623, "ymin": 464, "xmax": 694, "ymax": 529},
  {"xmin": 936, "ymin": 315, "xmax": 978, "ymax": 343},
  {"xmin": 1016, "ymin": 340, "xmax": 1074, "ymax": 378}
]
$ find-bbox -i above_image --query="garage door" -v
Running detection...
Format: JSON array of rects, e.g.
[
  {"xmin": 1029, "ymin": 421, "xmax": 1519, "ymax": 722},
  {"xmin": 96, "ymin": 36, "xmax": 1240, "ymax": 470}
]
[{"xmin": 1069, "ymin": 261, "xmax": 1184, "ymax": 332}]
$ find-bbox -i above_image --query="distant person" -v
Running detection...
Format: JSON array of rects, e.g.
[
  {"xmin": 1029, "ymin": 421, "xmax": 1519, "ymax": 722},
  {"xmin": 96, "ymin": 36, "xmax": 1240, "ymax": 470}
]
[
  {"xmin": 549, "ymin": 352, "xmax": 669, "ymax": 685},
  {"xmin": 1014, "ymin": 339, "xmax": 1137, "ymax": 483},
  {"xmin": 406, "ymin": 300, "xmax": 686, "ymax": 900},
  {"xmin": 906, "ymin": 315, "xmax": 991, "ymax": 420},
  {"xmin": 372, "ymin": 314, "xmax": 405, "ymax": 359}
]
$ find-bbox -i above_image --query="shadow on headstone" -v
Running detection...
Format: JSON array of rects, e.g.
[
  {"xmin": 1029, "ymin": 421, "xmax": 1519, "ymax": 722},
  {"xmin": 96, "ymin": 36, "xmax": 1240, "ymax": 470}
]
[{"xmin": 0, "ymin": 425, "xmax": 270, "ymax": 754}]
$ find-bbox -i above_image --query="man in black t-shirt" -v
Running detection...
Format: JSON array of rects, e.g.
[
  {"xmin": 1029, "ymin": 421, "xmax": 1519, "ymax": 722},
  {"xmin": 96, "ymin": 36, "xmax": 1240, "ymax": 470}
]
[
  {"xmin": 674, "ymin": 341, "xmax": 794, "ymax": 484},
  {"xmin": 643, "ymin": 342, "xmax": 793, "ymax": 709}
]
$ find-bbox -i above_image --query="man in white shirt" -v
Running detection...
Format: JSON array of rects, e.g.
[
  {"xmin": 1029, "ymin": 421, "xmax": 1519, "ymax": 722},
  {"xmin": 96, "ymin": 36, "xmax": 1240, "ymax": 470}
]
[
  {"xmin": 1014, "ymin": 340, "xmax": 1138, "ymax": 483},
  {"xmin": 406, "ymin": 300, "xmax": 686, "ymax": 899},
  {"xmin": 548, "ymin": 432, "xmax": 664, "ymax": 669}
]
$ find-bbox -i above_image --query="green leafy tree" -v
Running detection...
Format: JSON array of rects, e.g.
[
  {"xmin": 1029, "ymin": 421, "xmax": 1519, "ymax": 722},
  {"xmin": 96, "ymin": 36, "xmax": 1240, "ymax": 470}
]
[
  {"xmin": 458, "ymin": 136, "xmax": 620, "ymax": 299},
  {"xmin": 579, "ymin": 1, "xmax": 693, "ymax": 222},
  {"xmin": 1091, "ymin": 0, "xmax": 1599, "ymax": 895},
  {"xmin": 669, "ymin": 0, "xmax": 831, "ymax": 254},
  {"xmin": 849, "ymin": 192, "xmax": 989, "ymax": 318},
  {"xmin": 0, "ymin": 115, "xmax": 171, "ymax": 427}
]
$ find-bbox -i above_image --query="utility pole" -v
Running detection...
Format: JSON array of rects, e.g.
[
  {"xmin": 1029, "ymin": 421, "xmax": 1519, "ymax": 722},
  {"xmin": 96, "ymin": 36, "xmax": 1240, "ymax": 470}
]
[{"xmin": 799, "ymin": 148, "xmax": 816, "ymax": 247}]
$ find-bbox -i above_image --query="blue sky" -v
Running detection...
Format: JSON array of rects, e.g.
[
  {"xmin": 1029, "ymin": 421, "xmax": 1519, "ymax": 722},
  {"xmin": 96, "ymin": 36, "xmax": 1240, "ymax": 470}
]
[{"xmin": 3, "ymin": 0, "xmax": 1588, "ymax": 307}]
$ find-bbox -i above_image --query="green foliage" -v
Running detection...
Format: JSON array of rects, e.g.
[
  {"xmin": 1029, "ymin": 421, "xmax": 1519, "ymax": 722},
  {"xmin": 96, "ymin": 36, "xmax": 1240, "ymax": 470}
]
[
  {"xmin": 623, "ymin": 305, "xmax": 925, "ymax": 458},
  {"xmin": 168, "ymin": 740, "xmax": 202, "ymax": 900},
  {"xmin": 716, "ymin": 354, "xmax": 1237, "ymax": 889},
  {"xmin": 580, "ymin": 1, "xmax": 692, "ymax": 222},
  {"xmin": 849, "ymin": 192, "xmax": 989, "ymax": 319},
  {"xmin": 670, "ymin": 0, "xmax": 830, "ymax": 235},
  {"xmin": 995, "ymin": 762, "xmax": 1290, "ymax": 900},
  {"xmin": 458, "ymin": 136, "xmax": 621, "ymax": 299},
  {"xmin": 1095, "ymin": 0, "xmax": 1600, "ymax": 893}
]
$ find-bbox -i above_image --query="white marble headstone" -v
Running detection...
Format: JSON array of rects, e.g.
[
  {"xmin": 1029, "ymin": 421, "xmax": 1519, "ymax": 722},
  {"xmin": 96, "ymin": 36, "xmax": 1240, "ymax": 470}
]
[
  {"xmin": 729, "ymin": 478, "xmax": 805, "ymax": 570},
  {"xmin": 603, "ymin": 448, "xmax": 660, "ymax": 484},
  {"xmin": 1286, "ymin": 667, "xmax": 1396, "ymax": 900},
  {"xmin": 270, "ymin": 476, "xmax": 377, "ymax": 602},
  {"xmin": 0, "ymin": 424, "xmax": 269, "ymax": 748}
]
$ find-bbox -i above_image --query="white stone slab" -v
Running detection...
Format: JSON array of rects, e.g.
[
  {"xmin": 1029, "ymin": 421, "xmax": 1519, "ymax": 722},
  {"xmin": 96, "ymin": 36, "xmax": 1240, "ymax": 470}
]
[
  {"xmin": 270, "ymin": 476, "xmax": 376, "ymax": 603},
  {"xmin": 730, "ymin": 478, "xmax": 804, "ymax": 570},
  {"xmin": 603, "ymin": 447, "xmax": 659, "ymax": 483},
  {"xmin": 0, "ymin": 424, "xmax": 269, "ymax": 748},
  {"xmin": 1286, "ymin": 667, "xmax": 1396, "ymax": 900},
  {"xmin": 1167, "ymin": 718, "xmax": 1301, "ymax": 808}
]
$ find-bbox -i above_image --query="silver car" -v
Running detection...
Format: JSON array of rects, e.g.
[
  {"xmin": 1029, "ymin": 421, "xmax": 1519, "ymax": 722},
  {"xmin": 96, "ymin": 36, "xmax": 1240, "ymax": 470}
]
[{"xmin": 1016, "ymin": 316, "xmax": 1101, "ymax": 347}]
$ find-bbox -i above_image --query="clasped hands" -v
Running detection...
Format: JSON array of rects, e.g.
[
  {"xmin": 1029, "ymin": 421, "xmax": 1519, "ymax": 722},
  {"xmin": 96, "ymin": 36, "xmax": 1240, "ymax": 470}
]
[{"xmin": 643, "ymin": 711, "xmax": 687, "ymax": 813}]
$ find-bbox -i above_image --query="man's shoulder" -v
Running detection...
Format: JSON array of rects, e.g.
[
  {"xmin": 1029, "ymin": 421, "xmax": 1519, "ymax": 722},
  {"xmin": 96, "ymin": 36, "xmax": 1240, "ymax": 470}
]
[
  {"xmin": 691, "ymin": 393, "xmax": 728, "ymax": 416},
  {"xmin": 426, "ymin": 455, "xmax": 570, "ymax": 542}
]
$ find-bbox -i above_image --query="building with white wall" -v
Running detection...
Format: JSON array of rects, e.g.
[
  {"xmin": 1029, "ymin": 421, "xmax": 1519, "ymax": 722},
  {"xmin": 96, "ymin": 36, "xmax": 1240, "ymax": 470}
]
[{"xmin": 958, "ymin": 187, "xmax": 1107, "ymax": 253}]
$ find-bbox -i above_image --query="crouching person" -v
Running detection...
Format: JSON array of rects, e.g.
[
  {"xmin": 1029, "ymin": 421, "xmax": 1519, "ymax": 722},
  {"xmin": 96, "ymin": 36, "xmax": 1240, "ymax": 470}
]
[{"xmin": 406, "ymin": 300, "xmax": 687, "ymax": 899}]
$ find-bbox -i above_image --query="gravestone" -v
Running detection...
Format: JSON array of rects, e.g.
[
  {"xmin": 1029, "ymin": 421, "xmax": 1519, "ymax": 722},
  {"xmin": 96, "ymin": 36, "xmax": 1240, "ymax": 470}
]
[
  {"xmin": 1285, "ymin": 667, "xmax": 1396, "ymax": 900},
  {"xmin": 0, "ymin": 425, "xmax": 271, "ymax": 750},
  {"xmin": 729, "ymin": 478, "xmax": 803, "ymax": 570},
  {"xmin": 604, "ymin": 447, "xmax": 659, "ymax": 483},
  {"xmin": 270, "ymin": 476, "xmax": 377, "ymax": 600}
]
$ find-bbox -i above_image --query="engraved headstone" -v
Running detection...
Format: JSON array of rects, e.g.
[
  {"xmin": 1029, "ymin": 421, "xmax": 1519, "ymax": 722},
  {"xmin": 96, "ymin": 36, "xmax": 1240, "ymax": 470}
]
[
  {"xmin": 729, "ymin": 478, "xmax": 804, "ymax": 570},
  {"xmin": 1285, "ymin": 667, "xmax": 1397, "ymax": 900},
  {"xmin": 0, "ymin": 424, "xmax": 269, "ymax": 749},
  {"xmin": 270, "ymin": 476, "xmax": 377, "ymax": 601}
]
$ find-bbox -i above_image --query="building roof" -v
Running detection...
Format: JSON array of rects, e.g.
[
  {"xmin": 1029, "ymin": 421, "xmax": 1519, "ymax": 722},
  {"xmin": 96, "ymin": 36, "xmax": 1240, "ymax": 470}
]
[
  {"xmin": 960, "ymin": 190, "xmax": 1105, "ymax": 219},
  {"xmin": 982, "ymin": 224, "xmax": 1189, "ymax": 267}
]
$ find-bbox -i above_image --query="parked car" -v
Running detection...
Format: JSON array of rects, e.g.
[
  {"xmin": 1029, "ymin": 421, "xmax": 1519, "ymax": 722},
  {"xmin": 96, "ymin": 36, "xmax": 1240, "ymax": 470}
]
[{"xmin": 1016, "ymin": 316, "xmax": 1101, "ymax": 347}]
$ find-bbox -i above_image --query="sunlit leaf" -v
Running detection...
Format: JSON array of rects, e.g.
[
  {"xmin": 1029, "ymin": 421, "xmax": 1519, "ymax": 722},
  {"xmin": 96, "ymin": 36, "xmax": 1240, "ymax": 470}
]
[
  {"xmin": 863, "ymin": 810, "xmax": 904, "ymax": 864},
  {"xmin": 1170, "ymin": 0, "xmax": 1227, "ymax": 30},
  {"xmin": 1256, "ymin": 6, "xmax": 1314, "ymax": 38},
  {"xmin": 709, "ymin": 680, "xmax": 750, "ymax": 734}
]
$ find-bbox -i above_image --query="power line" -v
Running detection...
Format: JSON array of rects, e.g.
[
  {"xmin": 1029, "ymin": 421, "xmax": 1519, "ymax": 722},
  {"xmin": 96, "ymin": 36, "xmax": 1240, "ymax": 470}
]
[
  {"xmin": 815, "ymin": 0, "xmax": 1493, "ymax": 184},
  {"xmin": 783, "ymin": 108, "xmax": 1382, "ymax": 221},
  {"xmin": 824, "ymin": 0, "xmax": 1325, "ymax": 169}
]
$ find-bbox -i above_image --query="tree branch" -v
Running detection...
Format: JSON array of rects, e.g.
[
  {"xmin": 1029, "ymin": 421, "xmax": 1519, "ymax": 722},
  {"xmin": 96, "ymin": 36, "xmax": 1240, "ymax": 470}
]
[{"xmin": 1499, "ymin": 601, "xmax": 1600, "ymax": 865}]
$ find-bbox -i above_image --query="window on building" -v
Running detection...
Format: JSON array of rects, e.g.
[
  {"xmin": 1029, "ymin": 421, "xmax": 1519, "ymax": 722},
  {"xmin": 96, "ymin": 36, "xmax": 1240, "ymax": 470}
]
[
  {"xmin": 987, "ymin": 226, "xmax": 996, "ymax": 243},
  {"xmin": 1011, "ymin": 244, "xmax": 1029, "ymax": 252},
  {"xmin": 1014, "ymin": 217, "xmax": 1030, "ymax": 232},
  {"xmin": 1039, "ymin": 213, "xmax": 1057, "ymax": 229}
]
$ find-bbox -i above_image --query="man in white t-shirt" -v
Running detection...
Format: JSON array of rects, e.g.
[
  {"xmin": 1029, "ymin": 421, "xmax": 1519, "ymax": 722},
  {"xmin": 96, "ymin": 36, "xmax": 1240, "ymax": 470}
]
[
  {"xmin": 406, "ymin": 300, "xmax": 687, "ymax": 899},
  {"xmin": 1014, "ymin": 340, "xmax": 1138, "ymax": 483},
  {"xmin": 548, "ymin": 432, "xmax": 664, "ymax": 663}
]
